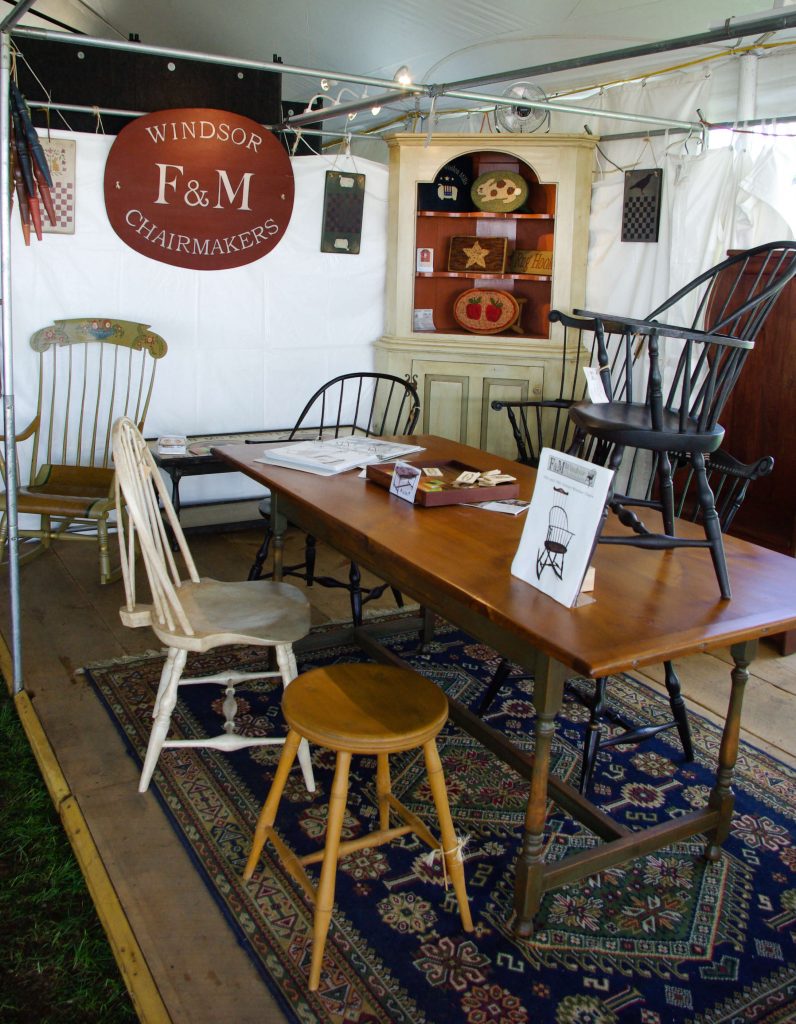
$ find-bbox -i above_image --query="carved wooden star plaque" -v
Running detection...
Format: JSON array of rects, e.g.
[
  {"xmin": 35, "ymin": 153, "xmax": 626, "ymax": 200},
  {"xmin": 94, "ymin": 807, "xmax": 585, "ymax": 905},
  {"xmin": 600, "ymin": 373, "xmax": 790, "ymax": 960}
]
[
  {"xmin": 462, "ymin": 240, "xmax": 489, "ymax": 269},
  {"xmin": 447, "ymin": 235, "xmax": 508, "ymax": 274}
]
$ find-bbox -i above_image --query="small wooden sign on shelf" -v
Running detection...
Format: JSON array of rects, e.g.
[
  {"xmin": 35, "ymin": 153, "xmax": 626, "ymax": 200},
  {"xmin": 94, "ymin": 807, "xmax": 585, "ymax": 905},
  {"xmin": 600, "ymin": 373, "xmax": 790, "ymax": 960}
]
[
  {"xmin": 416, "ymin": 246, "xmax": 434, "ymax": 272},
  {"xmin": 448, "ymin": 236, "xmax": 507, "ymax": 273},
  {"xmin": 510, "ymin": 249, "xmax": 553, "ymax": 274}
]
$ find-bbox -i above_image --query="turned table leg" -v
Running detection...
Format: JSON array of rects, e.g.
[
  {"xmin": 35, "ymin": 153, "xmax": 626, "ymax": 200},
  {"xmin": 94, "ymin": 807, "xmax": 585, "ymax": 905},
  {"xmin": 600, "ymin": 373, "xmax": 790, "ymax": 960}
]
[
  {"xmin": 271, "ymin": 497, "xmax": 287, "ymax": 582},
  {"xmin": 513, "ymin": 653, "xmax": 566, "ymax": 936},
  {"xmin": 704, "ymin": 639, "xmax": 757, "ymax": 862}
]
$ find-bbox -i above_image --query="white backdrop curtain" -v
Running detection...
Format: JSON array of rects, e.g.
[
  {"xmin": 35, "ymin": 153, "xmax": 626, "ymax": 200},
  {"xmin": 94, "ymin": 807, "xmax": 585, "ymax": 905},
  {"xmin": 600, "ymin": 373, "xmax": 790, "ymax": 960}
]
[{"xmin": 9, "ymin": 134, "xmax": 389, "ymax": 506}]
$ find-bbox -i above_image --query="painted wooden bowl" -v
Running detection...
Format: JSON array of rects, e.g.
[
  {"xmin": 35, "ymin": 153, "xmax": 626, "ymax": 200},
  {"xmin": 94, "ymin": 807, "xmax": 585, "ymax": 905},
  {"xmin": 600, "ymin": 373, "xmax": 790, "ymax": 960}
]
[
  {"xmin": 470, "ymin": 170, "xmax": 529, "ymax": 213},
  {"xmin": 453, "ymin": 288, "xmax": 520, "ymax": 334}
]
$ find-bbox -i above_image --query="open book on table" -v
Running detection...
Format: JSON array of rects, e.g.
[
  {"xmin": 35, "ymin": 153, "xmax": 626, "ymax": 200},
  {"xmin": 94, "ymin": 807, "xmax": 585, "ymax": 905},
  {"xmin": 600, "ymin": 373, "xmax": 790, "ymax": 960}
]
[{"xmin": 254, "ymin": 437, "xmax": 425, "ymax": 476}]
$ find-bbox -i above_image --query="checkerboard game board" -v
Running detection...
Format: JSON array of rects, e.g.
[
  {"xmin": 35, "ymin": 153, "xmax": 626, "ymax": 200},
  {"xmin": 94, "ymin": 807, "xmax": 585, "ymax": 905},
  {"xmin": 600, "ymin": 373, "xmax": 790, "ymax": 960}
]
[
  {"xmin": 621, "ymin": 168, "xmax": 662, "ymax": 243},
  {"xmin": 41, "ymin": 138, "xmax": 76, "ymax": 235}
]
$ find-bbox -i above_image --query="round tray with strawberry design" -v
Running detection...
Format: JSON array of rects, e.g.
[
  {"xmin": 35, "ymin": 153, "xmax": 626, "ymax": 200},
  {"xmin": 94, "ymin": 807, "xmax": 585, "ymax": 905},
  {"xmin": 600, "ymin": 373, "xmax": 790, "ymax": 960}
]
[{"xmin": 452, "ymin": 288, "xmax": 520, "ymax": 334}]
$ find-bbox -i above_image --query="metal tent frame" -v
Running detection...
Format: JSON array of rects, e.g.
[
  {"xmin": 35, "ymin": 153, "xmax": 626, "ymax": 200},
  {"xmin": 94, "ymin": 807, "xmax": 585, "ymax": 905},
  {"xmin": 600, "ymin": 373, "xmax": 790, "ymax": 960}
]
[{"xmin": 2, "ymin": 5, "xmax": 795, "ymax": 693}]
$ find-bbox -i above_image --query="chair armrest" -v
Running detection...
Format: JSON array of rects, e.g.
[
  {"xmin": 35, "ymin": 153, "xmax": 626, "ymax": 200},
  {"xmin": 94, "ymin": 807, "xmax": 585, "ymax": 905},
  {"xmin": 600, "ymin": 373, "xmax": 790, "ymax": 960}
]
[
  {"xmin": 708, "ymin": 448, "xmax": 775, "ymax": 482},
  {"xmin": 491, "ymin": 398, "xmax": 574, "ymax": 412},
  {"xmin": 119, "ymin": 603, "xmax": 153, "ymax": 628},
  {"xmin": 0, "ymin": 415, "xmax": 38, "ymax": 444},
  {"xmin": 574, "ymin": 309, "xmax": 755, "ymax": 351},
  {"xmin": 549, "ymin": 308, "xmax": 629, "ymax": 335}
]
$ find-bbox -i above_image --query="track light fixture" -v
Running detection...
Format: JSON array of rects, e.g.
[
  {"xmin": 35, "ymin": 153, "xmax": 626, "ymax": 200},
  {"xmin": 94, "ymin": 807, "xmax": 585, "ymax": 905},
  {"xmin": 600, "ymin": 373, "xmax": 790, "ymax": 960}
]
[{"xmin": 394, "ymin": 65, "xmax": 412, "ymax": 86}]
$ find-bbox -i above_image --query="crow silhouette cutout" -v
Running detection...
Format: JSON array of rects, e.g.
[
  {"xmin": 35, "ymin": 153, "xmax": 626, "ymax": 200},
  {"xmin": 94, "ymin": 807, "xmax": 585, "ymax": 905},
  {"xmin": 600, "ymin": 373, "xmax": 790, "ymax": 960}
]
[{"xmin": 630, "ymin": 171, "xmax": 656, "ymax": 193}]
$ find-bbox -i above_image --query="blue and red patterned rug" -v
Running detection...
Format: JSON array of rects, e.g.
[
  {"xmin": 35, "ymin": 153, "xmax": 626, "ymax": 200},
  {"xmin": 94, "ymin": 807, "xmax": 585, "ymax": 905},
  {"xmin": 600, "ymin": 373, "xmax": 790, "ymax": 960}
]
[{"xmin": 86, "ymin": 617, "xmax": 796, "ymax": 1023}]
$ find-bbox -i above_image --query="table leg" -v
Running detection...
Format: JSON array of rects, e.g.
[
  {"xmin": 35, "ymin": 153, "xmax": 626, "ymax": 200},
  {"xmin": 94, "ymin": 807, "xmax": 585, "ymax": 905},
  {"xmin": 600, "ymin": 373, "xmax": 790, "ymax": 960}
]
[
  {"xmin": 513, "ymin": 653, "xmax": 566, "ymax": 936},
  {"xmin": 704, "ymin": 638, "xmax": 756, "ymax": 862},
  {"xmin": 271, "ymin": 496, "xmax": 287, "ymax": 583},
  {"xmin": 170, "ymin": 468, "xmax": 183, "ymax": 519}
]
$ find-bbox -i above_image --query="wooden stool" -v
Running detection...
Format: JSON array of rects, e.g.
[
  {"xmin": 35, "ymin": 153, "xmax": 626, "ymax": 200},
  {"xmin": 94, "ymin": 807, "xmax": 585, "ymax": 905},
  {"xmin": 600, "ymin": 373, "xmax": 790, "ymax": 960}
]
[{"xmin": 243, "ymin": 662, "xmax": 473, "ymax": 991}]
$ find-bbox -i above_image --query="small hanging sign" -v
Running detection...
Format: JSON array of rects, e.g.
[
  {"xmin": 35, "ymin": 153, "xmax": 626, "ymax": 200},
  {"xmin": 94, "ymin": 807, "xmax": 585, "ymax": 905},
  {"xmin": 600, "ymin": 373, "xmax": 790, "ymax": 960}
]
[
  {"xmin": 41, "ymin": 137, "xmax": 76, "ymax": 235},
  {"xmin": 621, "ymin": 167, "xmax": 662, "ymax": 243},
  {"xmin": 103, "ymin": 108, "xmax": 295, "ymax": 270},
  {"xmin": 320, "ymin": 170, "xmax": 365, "ymax": 254}
]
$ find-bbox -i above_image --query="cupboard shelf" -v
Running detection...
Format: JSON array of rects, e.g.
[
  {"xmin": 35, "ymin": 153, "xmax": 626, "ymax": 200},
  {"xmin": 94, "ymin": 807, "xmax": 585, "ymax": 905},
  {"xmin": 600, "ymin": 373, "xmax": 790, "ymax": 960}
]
[
  {"xmin": 417, "ymin": 271, "xmax": 552, "ymax": 281},
  {"xmin": 417, "ymin": 210, "xmax": 554, "ymax": 221}
]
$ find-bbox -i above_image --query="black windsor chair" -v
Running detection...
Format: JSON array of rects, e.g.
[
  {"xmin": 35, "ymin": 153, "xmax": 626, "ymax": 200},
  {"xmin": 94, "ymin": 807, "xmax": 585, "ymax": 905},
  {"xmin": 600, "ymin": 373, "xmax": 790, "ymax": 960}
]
[
  {"xmin": 569, "ymin": 240, "xmax": 796, "ymax": 600},
  {"xmin": 482, "ymin": 242, "xmax": 796, "ymax": 793},
  {"xmin": 247, "ymin": 372, "xmax": 421, "ymax": 626}
]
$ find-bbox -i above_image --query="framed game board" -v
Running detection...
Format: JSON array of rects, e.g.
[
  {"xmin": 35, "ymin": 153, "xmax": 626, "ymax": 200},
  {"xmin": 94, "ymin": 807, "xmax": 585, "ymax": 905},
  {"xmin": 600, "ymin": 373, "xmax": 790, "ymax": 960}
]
[
  {"xmin": 621, "ymin": 167, "xmax": 662, "ymax": 243},
  {"xmin": 41, "ymin": 137, "xmax": 76, "ymax": 235},
  {"xmin": 320, "ymin": 170, "xmax": 365, "ymax": 254}
]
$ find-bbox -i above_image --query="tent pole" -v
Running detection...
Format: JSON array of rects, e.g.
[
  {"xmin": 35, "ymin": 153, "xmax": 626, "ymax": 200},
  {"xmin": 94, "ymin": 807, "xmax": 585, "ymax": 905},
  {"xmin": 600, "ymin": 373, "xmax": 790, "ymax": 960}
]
[
  {"xmin": 1, "ymin": 29, "xmax": 23, "ymax": 695},
  {"xmin": 0, "ymin": 1, "xmax": 38, "ymax": 695},
  {"xmin": 443, "ymin": 10, "xmax": 796, "ymax": 93},
  {"xmin": 11, "ymin": 26, "xmax": 427, "ymax": 98}
]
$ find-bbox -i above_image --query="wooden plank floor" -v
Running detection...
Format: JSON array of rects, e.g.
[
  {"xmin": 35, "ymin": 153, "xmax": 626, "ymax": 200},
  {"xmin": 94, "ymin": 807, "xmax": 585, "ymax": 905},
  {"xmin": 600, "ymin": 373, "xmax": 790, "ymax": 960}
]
[{"xmin": 2, "ymin": 526, "xmax": 795, "ymax": 1023}]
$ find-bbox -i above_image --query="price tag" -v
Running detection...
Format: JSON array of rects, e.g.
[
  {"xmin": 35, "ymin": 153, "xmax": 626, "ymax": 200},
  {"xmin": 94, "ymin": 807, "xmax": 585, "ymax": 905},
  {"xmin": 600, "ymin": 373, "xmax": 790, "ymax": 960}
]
[{"xmin": 583, "ymin": 366, "xmax": 610, "ymax": 403}]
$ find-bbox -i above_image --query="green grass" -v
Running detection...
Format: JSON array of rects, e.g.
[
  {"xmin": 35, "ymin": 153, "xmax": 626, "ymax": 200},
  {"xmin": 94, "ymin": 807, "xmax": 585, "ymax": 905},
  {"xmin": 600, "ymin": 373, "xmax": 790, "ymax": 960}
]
[{"xmin": 0, "ymin": 688, "xmax": 137, "ymax": 1024}]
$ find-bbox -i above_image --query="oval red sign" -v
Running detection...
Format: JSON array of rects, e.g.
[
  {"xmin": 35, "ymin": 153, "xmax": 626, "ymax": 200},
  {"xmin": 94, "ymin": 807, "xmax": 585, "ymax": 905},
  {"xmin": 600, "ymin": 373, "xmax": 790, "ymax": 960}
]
[{"xmin": 103, "ymin": 108, "xmax": 294, "ymax": 270}]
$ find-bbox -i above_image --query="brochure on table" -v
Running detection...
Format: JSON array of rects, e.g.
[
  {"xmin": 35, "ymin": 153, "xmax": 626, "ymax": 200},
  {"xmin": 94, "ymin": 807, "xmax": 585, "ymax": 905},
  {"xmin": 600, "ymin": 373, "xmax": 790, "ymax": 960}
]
[
  {"xmin": 512, "ymin": 448, "xmax": 614, "ymax": 607},
  {"xmin": 255, "ymin": 437, "xmax": 425, "ymax": 476}
]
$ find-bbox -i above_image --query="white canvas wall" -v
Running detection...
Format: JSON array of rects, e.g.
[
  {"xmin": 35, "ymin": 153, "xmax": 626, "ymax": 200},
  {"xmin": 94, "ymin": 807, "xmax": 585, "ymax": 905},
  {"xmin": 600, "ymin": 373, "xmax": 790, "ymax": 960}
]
[{"xmin": 9, "ymin": 133, "xmax": 389, "ymax": 504}]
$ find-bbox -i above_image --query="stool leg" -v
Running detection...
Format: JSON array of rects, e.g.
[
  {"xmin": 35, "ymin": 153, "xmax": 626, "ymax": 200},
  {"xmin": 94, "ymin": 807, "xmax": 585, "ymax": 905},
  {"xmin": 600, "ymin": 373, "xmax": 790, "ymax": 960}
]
[
  {"xmin": 309, "ymin": 750, "xmax": 351, "ymax": 992},
  {"xmin": 422, "ymin": 739, "xmax": 473, "ymax": 932},
  {"xmin": 243, "ymin": 729, "xmax": 302, "ymax": 881},
  {"xmin": 376, "ymin": 753, "xmax": 391, "ymax": 830}
]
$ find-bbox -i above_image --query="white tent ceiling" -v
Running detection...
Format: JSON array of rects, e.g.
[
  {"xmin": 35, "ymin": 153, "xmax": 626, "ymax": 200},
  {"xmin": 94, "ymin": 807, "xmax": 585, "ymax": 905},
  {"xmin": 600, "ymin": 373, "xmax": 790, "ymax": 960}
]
[{"xmin": 8, "ymin": 0, "xmax": 796, "ymax": 135}]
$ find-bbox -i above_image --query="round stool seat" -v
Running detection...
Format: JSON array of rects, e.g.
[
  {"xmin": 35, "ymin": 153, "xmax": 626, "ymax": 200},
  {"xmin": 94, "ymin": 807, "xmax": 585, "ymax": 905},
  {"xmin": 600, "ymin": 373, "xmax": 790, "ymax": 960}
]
[{"xmin": 282, "ymin": 663, "xmax": 448, "ymax": 754}]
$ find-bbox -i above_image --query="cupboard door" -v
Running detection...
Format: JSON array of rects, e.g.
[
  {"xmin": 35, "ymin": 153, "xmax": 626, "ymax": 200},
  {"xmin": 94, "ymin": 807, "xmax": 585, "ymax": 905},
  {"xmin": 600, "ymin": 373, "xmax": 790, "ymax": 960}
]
[{"xmin": 411, "ymin": 358, "xmax": 543, "ymax": 458}]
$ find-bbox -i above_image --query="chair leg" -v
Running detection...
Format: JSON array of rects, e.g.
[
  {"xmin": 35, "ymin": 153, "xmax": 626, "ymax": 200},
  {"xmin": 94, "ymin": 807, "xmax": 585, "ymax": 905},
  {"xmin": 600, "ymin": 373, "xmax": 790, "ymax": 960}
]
[
  {"xmin": 580, "ymin": 676, "xmax": 609, "ymax": 794},
  {"xmin": 309, "ymin": 750, "xmax": 352, "ymax": 992},
  {"xmin": 243, "ymin": 729, "xmax": 302, "ymax": 880},
  {"xmin": 419, "ymin": 607, "xmax": 436, "ymax": 649},
  {"xmin": 657, "ymin": 450, "xmax": 676, "ymax": 536},
  {"xmin": 97, "ymin": 514, "xmax": 112, "ymax": 585},
  {"xmin": 422, "ymin": 738, "xmax": 473, "ymax": 932},
  {"xmin": 275, "ymin": 644, "xmax": 315, "ymax": 793},
  {"xmin": 305, "ymin": 535, "xmax": 317, "ymax": 586},
  {"xmin": 663, "ymin": 659, "xmax": 694, "ymax": 761},
  {"xmin": 140, "ymin": 647, "xmax": 187, "ymax": 793},
  {"xmin": 348, "ymin": 561, "xmax": 364, "ymax": 627},
  {"xmin": 248, "ymin": 526, "xmax": 272, "ymax": 580},
  {"xmin": 478, "ymin": 658, "xmax": 512, "ymax": 715},
  {"xmin": 693, "ymin": 451, "xmax": 731, "ymax": 600}
]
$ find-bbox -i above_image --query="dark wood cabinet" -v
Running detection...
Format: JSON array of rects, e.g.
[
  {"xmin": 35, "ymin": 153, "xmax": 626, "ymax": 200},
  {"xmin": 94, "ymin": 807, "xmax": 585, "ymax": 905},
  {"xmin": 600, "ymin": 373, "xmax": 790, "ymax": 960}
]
[
  {"xmin": 715, "ymin": 252, "xmax": 796, "ymax": 652},
  {"xmin": 717, "ymin": 255, "xmax": 796, "ymax": 558}
]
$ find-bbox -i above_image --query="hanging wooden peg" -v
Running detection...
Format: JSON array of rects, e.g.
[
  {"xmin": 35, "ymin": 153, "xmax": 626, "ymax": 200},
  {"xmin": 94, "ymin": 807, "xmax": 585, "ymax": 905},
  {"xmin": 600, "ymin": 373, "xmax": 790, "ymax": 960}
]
[{"xmin": 11, "ymin": 148, "xmax": 31, "ymax": 245}]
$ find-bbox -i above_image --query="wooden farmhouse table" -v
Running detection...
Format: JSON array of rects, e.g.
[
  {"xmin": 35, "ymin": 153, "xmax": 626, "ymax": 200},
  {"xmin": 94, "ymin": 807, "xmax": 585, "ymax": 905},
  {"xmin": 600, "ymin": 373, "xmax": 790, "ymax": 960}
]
[{"xmin": 216, "ymin": 435, "xmax": 796, "ymax": 936}]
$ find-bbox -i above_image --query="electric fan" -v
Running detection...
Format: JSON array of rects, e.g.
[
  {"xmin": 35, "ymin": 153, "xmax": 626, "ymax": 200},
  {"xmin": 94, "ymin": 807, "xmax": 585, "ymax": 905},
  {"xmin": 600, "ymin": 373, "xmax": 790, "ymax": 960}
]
[{"xmin": 495, "ymin": 82, "xmax": 549, "ymax": 134}]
